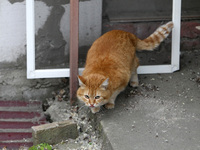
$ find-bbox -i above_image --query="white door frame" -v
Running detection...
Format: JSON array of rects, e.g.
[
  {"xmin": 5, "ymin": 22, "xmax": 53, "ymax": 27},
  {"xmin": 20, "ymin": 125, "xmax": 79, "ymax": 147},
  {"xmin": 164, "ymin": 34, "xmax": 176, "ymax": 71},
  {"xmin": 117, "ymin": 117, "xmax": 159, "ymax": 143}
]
[{"xmin": 26, "ymin": 0, "xmax": 181, "ymax": 79}]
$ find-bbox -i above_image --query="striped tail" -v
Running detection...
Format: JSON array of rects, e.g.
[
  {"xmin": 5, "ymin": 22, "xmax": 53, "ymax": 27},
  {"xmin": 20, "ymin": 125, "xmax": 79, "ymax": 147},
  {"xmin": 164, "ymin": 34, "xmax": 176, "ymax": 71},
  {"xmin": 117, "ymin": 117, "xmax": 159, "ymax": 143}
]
[{"xmin": 136, "ymin": 21, "xmax": 173, "ymax": 51}]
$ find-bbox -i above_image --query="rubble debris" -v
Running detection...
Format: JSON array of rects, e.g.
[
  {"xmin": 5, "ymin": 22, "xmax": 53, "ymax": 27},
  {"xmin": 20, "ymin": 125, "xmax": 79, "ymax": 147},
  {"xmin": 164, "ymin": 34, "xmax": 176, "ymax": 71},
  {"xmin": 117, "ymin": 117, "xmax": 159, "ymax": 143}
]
[
  {"xmin": 128, "ymin": 83, "xmax": 159, "ymax": 97},
  {"xmin": 44, "ymin": 89, "xmax": 102, "ymax": 150}
]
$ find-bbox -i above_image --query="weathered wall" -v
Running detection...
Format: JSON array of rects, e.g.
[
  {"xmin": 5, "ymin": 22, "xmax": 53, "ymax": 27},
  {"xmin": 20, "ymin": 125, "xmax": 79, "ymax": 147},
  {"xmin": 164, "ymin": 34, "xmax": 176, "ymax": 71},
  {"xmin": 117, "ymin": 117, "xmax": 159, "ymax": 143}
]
[
  {"xmin": 0, "ymin": 0, "xmax": 102, "ymax": 100},
  {"xmin": 35, "ymin": 0, "xmax": 102, "ymax": 69},
  {"xmin": 103, "ymin": 21, "xmax": 200, "ymax": 65},
  {"xmin": 103, "ymin": 0, "xmax": 200, "ymax": 22}
]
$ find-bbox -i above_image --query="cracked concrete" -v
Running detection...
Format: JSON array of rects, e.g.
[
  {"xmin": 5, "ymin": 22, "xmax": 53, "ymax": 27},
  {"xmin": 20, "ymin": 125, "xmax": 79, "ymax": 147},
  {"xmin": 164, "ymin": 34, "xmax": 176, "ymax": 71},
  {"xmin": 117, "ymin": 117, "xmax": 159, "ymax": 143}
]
[
  {"xmin": 0, "ymin": 68, "xmax": 67, "ymax": 100},
  {"xmin": 98, "ymin": 50, "xmax": 200, "ymax": 150}
]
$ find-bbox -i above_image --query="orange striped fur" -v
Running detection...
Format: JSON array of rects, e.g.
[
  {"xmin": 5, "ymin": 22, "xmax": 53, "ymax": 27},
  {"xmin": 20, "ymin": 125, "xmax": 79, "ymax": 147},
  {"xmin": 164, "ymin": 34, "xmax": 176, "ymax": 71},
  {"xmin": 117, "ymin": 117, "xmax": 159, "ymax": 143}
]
[{"xmin": 77, "ymin": 21, "xmax": 173, "ymax": 113}]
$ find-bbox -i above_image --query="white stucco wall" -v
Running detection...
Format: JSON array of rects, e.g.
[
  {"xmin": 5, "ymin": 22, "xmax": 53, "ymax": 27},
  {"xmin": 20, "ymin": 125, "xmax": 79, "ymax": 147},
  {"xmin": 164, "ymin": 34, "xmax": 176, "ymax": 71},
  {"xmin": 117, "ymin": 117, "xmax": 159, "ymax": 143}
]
[
  {"xmin": 60, "ymin": 0, "xmax": 102, "ymax": 55},
  {"xmin": 0, "ymin": 0, "xmax": 102, "ymax": 63},
  {"xmin": 0, "ymin": 1, "xmax": 26, "ymax": 62},
  {"xmin": 0, "ymin": 0, "xmax": 50, "ymax": 62}
]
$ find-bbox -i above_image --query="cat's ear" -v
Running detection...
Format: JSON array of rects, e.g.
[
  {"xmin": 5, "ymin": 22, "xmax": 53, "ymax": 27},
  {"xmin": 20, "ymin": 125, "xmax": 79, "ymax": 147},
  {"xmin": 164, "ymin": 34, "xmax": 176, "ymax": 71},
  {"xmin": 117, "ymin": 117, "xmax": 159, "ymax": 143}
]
[
  {"xmin": 100, "ymin": 78, "xmax": 109, "ymax": 89},
  {"xmin": 78, "ymin": 75, "xmax": 86, "ymax": 87}
]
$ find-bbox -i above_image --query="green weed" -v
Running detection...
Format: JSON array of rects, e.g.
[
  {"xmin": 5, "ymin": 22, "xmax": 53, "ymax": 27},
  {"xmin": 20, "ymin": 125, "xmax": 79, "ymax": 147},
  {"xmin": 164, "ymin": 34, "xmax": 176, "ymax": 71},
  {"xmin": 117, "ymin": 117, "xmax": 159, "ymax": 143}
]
[{"xmin": 28, "ymin": 143, "xmax": 52, "ymax": 150}]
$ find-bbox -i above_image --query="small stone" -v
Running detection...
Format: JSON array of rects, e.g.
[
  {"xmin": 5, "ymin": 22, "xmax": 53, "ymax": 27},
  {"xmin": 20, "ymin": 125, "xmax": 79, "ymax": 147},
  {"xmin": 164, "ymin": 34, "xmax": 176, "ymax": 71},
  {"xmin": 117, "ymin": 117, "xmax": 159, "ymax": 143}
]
[
  {"xmin": 35, "ymin": 83, "xmax": 41, "ymax": 89},
  {"xmin": 2, "ymin": 147, "xmax": 7, "ymax": 150},
  {"xmin": 155, "ymin": 133, "xmax": 159, "ymax": 137},
  {"xmin": 32, "ymin": 120, "xmax": 78, "ymax": 145},
  {"xmin": 83, "ymin": 133, "xmax": 89, "ymax": 140},
  {"xmin": 196, "ymin": 77, "xmax": 200, "ymax": 83},
  {"xmin": 52, "ymin": 91, "xmax": 56, "ymax": 96},
  {"xmin": 81, "ymin": 116, "xmax": 86, "ymax": 121},
  {"xmin": 196, "ymin": 26, "xmax": 200, "ymax": 30},
  {"xmin": 162, "ymin": 130, "xmax": 167, "ymax": 133},
  {"xmin": 59, "ymin": 89, "xmax": 66, "ymax": 95},
  {"xmin": 130, "ymin": 90, "xmax": 134, "ymax": 94},
  {"xmin": 57, "ymin": 95, "xmax": 63, "ymax": 101}
]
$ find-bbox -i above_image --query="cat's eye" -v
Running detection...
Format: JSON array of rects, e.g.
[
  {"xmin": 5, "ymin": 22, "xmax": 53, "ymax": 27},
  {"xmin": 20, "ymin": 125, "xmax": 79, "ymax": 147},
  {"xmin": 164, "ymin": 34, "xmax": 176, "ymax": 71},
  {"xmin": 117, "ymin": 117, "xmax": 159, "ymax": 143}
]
[
  {"xmin": 95, "ymin": 96, "xmax": 100, "ymax": 99},
  {"xmin": 84, "ymin": 95, "xmax": 89, "ymax": 99}
]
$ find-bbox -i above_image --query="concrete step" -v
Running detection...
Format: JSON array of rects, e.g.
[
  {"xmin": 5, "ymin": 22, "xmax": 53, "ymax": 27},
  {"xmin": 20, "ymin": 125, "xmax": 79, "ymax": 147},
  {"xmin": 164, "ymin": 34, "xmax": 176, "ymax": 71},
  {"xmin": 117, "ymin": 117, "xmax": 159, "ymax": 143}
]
[
  {"xmin": 0, "ymin": 132, "xmax": 32, "ymax": 141},
  {"xmin": 0, "ymin": 141, "xmax": 33, "ymax": 150},
  {"xmin": 0, "ymin": 100, "xmax": 42, "ymax": 107},
  {"xmin": 0, "ymin": 121, "xmax": 42, "ymax": 129},
  {"xmin": 99, "ymin": 51, "xmax": 200, "ymax": 150},
  {"xmin": 0, "ymin": 111, "xmax": 42, "ymax": 119},
  {"xmin": 0, "ymin": 100, "xmax": 47, "ymax": 149}
]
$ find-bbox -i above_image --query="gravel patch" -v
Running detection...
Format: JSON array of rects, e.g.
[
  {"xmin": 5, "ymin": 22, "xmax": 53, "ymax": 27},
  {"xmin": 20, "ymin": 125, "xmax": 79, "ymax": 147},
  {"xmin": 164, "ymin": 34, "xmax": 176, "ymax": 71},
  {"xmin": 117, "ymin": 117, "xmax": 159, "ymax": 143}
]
[{"xmin": 44, "ymin": 88, "xmax": 102, "ymax": 150}]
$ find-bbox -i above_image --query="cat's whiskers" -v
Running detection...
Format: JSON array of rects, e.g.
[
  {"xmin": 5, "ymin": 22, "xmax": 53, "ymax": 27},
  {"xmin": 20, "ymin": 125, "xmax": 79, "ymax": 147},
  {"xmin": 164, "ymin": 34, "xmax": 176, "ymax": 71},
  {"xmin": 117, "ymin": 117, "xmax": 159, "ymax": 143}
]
[{"xmin": 78, "ymin": 104, "xmax": 87, "ymax": 111}]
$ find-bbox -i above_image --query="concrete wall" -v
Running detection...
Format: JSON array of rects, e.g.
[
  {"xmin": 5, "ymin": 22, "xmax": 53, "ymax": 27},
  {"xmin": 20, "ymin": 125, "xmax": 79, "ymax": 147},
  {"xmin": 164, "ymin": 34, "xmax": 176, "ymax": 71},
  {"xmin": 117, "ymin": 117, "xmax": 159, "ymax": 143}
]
[
  {"xmin": 103, "ymin": 0, "xmax": 200, "ymax": 22},
  {"xmin": 0, "ymin": 0, "xmax": 102, "ymax": 100},
  {"xmin": 103, "ymin": 20, "xmax": 200, "ymax": 66}
]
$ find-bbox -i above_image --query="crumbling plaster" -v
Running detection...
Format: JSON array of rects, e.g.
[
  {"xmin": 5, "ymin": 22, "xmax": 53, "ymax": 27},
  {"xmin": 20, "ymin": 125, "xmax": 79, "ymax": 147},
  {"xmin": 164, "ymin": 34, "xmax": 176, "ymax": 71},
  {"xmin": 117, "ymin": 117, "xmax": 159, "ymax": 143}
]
[
  {"xmin": 0, "ymin": 0, "xmax": 102, "ymax": 100},
  {"xmin": 0, "ymin": 0, "xmax": 51, "ymax": 63},
  {"xmin": 0, "ymin": 0, "xmax": 102, "ymax": 66}
]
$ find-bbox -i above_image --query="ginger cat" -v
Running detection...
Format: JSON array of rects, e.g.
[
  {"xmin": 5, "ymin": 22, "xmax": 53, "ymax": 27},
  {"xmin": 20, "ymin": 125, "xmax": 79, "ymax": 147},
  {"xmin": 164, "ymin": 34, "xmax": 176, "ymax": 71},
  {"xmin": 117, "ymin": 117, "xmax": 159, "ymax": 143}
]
[{"xmin": 77, "ymin": 22, "xmax": 173, "ymax": 113}]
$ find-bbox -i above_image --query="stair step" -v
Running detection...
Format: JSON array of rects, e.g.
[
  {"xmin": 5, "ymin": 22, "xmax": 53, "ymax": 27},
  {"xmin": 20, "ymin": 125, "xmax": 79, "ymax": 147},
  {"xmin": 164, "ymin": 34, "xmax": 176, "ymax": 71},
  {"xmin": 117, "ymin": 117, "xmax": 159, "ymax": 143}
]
[
  {"xmin": 0, "ymin": 100, "xmax": 47, "ymax": 149},
  {"xmin": 0, "ymin": 132, "xmax": 32, "ymax": 141},
  {"xmin": 0, "ymin": 141, "xmax": 33, "ymax": 149},
  {"xmin": 0, "ymin": 117, "xmax": 47, "ymax": 122},
  {"xmin": 0, "ymin": 129, "xmax": 32, "ymax": 133},
  {"xmin": 0, "ymin": 111, "xmax": 41, "ymax": 119},
  {"xmin": 0, "ymin": 100, "xmax": 41, "ymax": 107},
  {"xmin": 0, "ymin": 106, "xmax": 42, "ymax": 112},
  {"xmin": 0, "ymin": 121, "xmax": 42, "ymax": 129}
]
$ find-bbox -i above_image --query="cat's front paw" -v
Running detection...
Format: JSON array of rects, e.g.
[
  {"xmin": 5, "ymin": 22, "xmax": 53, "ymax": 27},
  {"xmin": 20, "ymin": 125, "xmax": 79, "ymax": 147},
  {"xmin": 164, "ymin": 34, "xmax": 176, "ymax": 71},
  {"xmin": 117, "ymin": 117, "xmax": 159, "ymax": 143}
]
[
  {"xmin": 130, "ymin": 81, "xmax": 139, "ymax": 87},
  {"xmin": 91, "ymin": 107, "xmax": 100, "ymax": 113},
  {"xmin": 105, "ymin": 103, "xmax": 115, "ymax": 109}
]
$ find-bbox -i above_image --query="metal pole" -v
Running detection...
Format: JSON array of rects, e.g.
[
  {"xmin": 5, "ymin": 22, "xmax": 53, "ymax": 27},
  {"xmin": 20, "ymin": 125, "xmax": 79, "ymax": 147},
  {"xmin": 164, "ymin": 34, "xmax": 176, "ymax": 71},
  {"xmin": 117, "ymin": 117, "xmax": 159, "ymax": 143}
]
[{"xmin": 70, "ymin": 0, "xmax": 79, "ymax": 105}]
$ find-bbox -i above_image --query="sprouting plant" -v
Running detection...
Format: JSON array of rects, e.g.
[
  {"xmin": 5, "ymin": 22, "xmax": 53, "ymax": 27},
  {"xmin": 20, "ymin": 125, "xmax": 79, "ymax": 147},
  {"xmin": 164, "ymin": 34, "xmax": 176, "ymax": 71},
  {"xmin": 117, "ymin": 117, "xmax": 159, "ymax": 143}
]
[{"xmin": 28, "ymin": 143, "xmax": 52, "ymax": 150}]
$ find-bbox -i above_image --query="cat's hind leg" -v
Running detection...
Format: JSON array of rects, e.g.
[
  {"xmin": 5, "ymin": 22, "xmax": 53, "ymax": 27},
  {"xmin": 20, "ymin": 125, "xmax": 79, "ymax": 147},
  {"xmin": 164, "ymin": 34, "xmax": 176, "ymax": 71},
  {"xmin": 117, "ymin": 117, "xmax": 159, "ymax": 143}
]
[
  {"xmin": 130, "ymin": 57, "xmax": 139, "ymax": 87},
  {"xmin": 130, "ymin": 70, "xmax": 139, "ymax": 87}
]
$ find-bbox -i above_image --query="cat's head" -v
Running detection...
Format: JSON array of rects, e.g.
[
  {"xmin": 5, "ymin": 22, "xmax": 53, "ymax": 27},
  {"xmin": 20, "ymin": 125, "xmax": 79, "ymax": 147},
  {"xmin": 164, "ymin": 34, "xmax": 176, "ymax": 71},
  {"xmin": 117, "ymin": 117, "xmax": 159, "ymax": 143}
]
[{"xmin": 77, "ymin": 74, "xmax": 111, "ymax": 108}]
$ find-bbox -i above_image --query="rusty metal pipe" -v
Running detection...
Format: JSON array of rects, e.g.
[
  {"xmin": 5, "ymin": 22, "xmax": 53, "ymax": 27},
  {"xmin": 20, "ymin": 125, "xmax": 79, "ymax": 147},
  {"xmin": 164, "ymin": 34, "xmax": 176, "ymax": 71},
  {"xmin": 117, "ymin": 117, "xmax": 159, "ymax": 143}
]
[{"xmin": 70, "ymin": 0, "xmax": 79, "ymax": 105}]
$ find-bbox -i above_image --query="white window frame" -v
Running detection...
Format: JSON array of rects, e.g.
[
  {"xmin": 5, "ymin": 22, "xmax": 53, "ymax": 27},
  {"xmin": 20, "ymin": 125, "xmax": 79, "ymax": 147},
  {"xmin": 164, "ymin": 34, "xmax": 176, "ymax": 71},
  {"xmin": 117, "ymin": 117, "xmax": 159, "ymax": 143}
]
[{"xmin": 26, "ymin": 0, "xmax": 181, "ymax": 79}]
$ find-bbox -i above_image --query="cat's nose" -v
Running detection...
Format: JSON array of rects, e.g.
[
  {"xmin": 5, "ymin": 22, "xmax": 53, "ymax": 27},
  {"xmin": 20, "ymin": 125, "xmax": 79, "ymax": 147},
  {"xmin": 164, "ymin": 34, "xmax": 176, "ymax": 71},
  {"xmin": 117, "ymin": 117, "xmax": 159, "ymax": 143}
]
[{"xmin": 90, "ymin": 104, "xmax": 94, "ymax": 107}]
